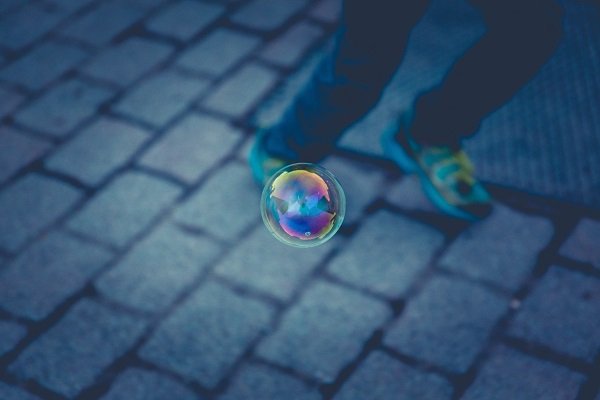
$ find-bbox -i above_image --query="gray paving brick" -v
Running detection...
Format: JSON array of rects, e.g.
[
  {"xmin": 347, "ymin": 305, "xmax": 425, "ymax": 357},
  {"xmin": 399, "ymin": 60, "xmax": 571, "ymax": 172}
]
[
  {"xmin": 261, "ymin": 22, "xmax": 322, "ymax": 67},
  {"xmin": 10, "ymin": 299, "xmax": 147, "ymax": 398},
  {"xmin": 96, "ymin": 223, "xmax": 221, "ymax": 312},
  {"xmin": 101, "ymin": 368, "xmax": 199, "ymax": 400},
  {"xmin": 0, "ymin": 41, "xmax": 88, "ymax": 90},
  {"xmin": 0, "ymin": 174, "xmax": 82, "ymax": 252},
  {"xmin": 82, "ymin": 38, "xmax": 173, "ymax": 86},
  {"xmin": 439, "ymin": 205, "xmax": 553, "ymax": 290},
  {"xmin": 322, "ymin": 156, "xmax": 384, "ymax": 225},
  {"xmin": 310, "ymin": 0, "xmax": 342, "ymax": 23},
  {"xmin": 0, "ymin": 3, "xmax": 66, "ymax": 50},
  {"xmin": 114, "ymin": 70, "xmax": 209, "ymax": 128},
  {"xmin": 0, "ymin": 382, "xmax": 41, "ymax": 400},
  {"xmin": 328, "ymin": 211, "xmax": 444, "ymax": 298},
  {"xmin": 257, "ymin": 281, "xmax": 391, "ymax": 382},
  {"xmin": 463, "ymin": 346, "xmax": 584, "ymax": 400},
  {"xmin": 60, "ymin": 0, "xmax": 149, "ymax": 46},
  {"xmin": 176, "ymin": 28, "xmax": 261, "ymax": 76},
  {"xmin": 140, "ymin": 281, "xmax": 274, "ymax": 388},
  {"xmin": 173, "ymin": 162, "xmax": 258, "ymax": 240},
  {"xmin": 0, "ymin": 85, "xmax": 25, "ymax": 118},
  {"xmin": 215, "ymin": 224, "xmax": 335, "ymax": 300},
  {"xmin": 385, "ymin": 175, "xmax": 438, "ymax": 213},
  {"xmin": 67, "ymin": 172, "xmax": 182, "ymax": 247},
  {"xmin": 231, "ymin": 0, "xmax": 308, "ymax": 31},
  {"xmin": 0, "ymin": 127, "xmax": 50, "ymax": 184},
  {"xmin": 508, "ymin": 266, "xmax": 600, "ymax": 361},
  {"xmin": 560, "ymin": 218, "xmax": 600, "ymax": 269},
  {"xmin": 15, "ymin": 79, "xmax": 114, "ymax": 137},
  {"xmin": 334, "ymin": 351, "xmax": 453, "ymax": 400},
  {"xmin": 0, "ymin": 231, "xmax": 112, "ymax": 320},
  {"xmin": 203, "ymin": 63, "xmax": 278, "ymax": 117},
  {"xmin": 46, "ymin": 117, "xmax": 150, "ymax": 186},
  {"xmin": 140, "ymin": 114, "xmax": 241, "ymax": 183},
  {"xmin": 219, "ymin": 363, "xmax": 320, "ymax": 400},
  {"xmin": 385, "ymin": 275, "xmax": 507, "ymax": 373},
  {"xmin": 0, "ymin": 320, "xmax": 26, "ymax": 356},
  {"xmin": 147, "ymin": 0, "xmax": 224, "ymax": 41}
]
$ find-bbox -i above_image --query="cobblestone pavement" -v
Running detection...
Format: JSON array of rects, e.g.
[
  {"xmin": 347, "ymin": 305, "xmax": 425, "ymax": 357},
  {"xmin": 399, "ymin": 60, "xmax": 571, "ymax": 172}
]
[{"xmin": 1, "ymin": 0, "xmax": 599, "ymax": 399}]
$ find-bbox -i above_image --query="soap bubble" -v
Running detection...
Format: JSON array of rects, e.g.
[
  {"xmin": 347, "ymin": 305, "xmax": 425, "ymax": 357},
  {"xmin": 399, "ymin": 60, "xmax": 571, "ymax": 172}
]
[{"xmin": 260, "ymin": 163, "xmax": 345, "ymax": 248}]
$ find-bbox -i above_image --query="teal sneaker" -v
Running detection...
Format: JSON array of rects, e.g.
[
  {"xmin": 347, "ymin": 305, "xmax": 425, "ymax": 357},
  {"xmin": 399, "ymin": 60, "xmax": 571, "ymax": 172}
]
[
  {"xmin": 381, "ymin": 114, "xmax": 493, "ymax": 220},
  {"xmin": 248, "ymin": 129, "xmax": 292, "ymax": 186}
]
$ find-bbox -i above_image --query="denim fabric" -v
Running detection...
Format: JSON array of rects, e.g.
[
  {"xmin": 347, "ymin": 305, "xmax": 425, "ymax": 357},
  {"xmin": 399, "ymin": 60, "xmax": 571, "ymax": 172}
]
[{"xmin": 264, "ymin": 0, "xmax": 563, "ymax": 161}]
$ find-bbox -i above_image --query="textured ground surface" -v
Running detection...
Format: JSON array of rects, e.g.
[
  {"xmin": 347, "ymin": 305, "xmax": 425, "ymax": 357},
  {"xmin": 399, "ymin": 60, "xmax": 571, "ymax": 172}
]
[{"xmin": 0, "ymin": 0, "xmax": 599, "ymax": 399}]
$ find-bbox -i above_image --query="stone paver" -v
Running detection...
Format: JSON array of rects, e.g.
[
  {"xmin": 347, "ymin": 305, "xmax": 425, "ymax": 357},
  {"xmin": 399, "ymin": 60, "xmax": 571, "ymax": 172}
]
[
  {"xmin": 96, "ymin": 223, "xmax": 221, "ymax": 312},
  {"xmin": 146, "ymin": 0, "xmax": 224, "ymax": 41},
  {"xmin": 439, "ymin": 205, "xmax": 554, "ymax": 290},
  {"xmin": 101, "ymin": 368, "xmax": 199, "ymax": 400},
  {"xmin": 173, "ymin": 162, "xmax": 258, "ymax": 240},
  {"xmin": 0, "ymin": 320, "xmax": 27, "ymax": 356},
  {"xmin": 140, "ymin": 281, "xmax": 274, "ymax": 388},
  {"xmin": 114, "ymin": 70, "xmax": 209, "ymax": 128},
  {"xmin": 0, "ymin": 1, "xmax": 596, "ymax": 398},
  {"xmin": 10, "ymin": 299, "xmax": 147, "ymax": 398},
  {"xmin": 334, "ymin": 351, "xmax": 453, "ymax": 400},
  {"xmin": 0, "ymin": 232, "xmax": 112, "ymax": 320},
  {"xmin": 385, "ymin": 275, "xmax": 508, "ymax": 373},
  {"xmin": 231, "ymin": 0, "xmax": 309, "ymax": 31},
  {"xmin": 0, "ymin": 85, "xmax": 25, "ymax": 119},
  {"xmin": 0, "ymin": 382, "xmax": 41, "ymax": 400},
  {"xmin": 385, "ymin": 175, "xmax": 438, "ymax": 213},
  {"xmin": 219, "ymin": 363, "xmax": 320, "ymax": 400},
  {"xmin": 0, "ymin": 127, "xmax": 50, "ymax": 184},
  {"xmin": 203, "ymin": 63, "xmax": 278, "ymax": 117},
  {"xmin": 15, "ymin": 78, "xmax": 114, "ymax": 137},
  {"xmin": 327, "ymin": 211, "xmax": 444, "ymax": 298},
  {"xmin": 82, "ymin": 38, "xmax": 173, "ymax": 86},
  {"xmin": 60, "ymin": 0, "xmax": 150, "ymax": 46},
  {"xmin": 322, "ymin": 156, "xmax": 385, "ymax": 225},
  {"xmin": 508, "ymin": 266, "xmax": 600, "ymax": 361},
  {"xmin": 0, "ymin": 41, "xmax": 88, "ymax": 90},
  {"xmin": 0, "ymin": 3, "xmax": 66, "ymax": 50},
  {"xmin": 215, "ymin": 224, "xmax": 336, "ymax": 300},
  {"xmin": 67, "ymin": 172, "xmax": 182, "ymax": 247},
  {"xmin": 0, "ymin": 174, "xmax": 82, "ymax": 252},
  {"xmin": 176, "ymin": 28, "xmax": 261, "ymax": 76},
  {"xmin": 257, "ymin": 281, "xmax": 391, "ymax": 382},
  {"xmin": 139, "ymin": 114, "xmax": 242, "ymax": 183},
  {"xmin": 560, "ymin": 218, "xmax": 600, "ymax": 269},
  {"xmin": 463, "ymin": 346, "xmax": 584, "ymax": 400},
  {"xmin": 46, "ymin": 117, "xmax": 150, "ymax": 186},
  {"xmin": 261, "ymin": 22, "xmax": 323, "ymax": 67}
]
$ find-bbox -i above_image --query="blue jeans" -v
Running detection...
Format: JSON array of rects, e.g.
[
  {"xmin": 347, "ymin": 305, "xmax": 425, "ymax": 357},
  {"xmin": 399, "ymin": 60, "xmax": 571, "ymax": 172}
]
[{"xmin": 265, "ymin": 0, "xmax": 563, "ymax": 161}]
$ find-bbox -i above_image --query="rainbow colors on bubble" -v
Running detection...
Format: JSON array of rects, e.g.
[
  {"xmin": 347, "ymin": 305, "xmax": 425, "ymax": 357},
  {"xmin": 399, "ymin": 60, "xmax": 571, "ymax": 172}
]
[{"xmin": 260, "ymin": 163, "xmax": 345, "ymax": 248}]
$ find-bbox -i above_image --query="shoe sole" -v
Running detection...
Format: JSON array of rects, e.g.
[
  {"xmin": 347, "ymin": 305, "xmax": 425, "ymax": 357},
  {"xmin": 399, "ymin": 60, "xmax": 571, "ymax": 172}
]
[{"xmin": 381, "ymin": 121, "xmax": 477, "ymax": 221}]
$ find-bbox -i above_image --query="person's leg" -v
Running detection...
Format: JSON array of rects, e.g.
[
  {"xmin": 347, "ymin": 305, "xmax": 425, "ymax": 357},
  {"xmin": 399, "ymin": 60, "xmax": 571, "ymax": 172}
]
[
  {"xmin": 410, "ymin": 0, "xmax": 564, "ymax": 146},
  {"xmin": 382, "ymin": 0, "xmax": 563, "ymax": 220},
  {"xmin": 264, "ymin": 0, "xmax": 429, "ymax": 162}
]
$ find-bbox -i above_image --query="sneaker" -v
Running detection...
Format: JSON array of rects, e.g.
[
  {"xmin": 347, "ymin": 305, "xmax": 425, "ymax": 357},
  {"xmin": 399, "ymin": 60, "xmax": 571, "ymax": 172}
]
[
  {"xmin": 381, "ymin": 114, "xmax": 493, "ymax": 220},
  {"xmin": 248, "ymin": 128, "xmax": 292, "ymax": 186}
]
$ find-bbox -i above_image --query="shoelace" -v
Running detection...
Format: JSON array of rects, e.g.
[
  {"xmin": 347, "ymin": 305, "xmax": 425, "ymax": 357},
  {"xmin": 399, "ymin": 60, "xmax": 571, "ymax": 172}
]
[{"xmin": 420, "ymin": 148, "xmax": 477, "ymax": 198}]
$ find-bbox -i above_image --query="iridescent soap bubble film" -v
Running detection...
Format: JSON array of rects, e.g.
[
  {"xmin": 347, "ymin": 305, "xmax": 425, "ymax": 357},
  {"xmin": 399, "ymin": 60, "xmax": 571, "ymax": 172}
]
[{"xmin": 260, "ymin": 163, "xmax": 346, "ymax": 248}]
